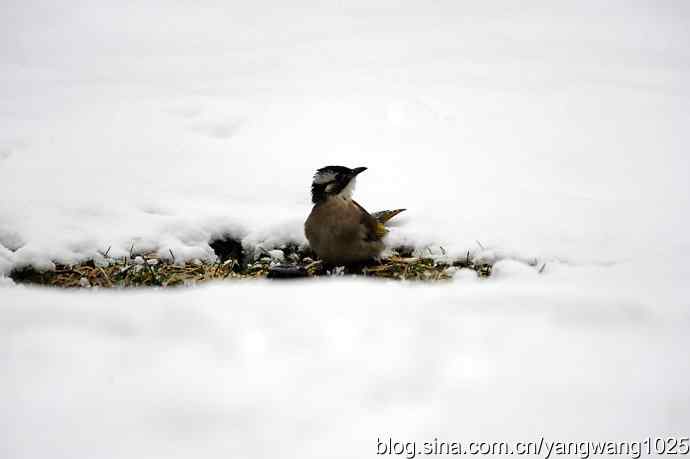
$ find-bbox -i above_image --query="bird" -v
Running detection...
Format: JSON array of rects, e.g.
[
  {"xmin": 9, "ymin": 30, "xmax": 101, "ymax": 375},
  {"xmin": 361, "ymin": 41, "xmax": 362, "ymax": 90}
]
[{"xmin": 304, "ymin": 165, "xmax": 405, "ymax": 266}]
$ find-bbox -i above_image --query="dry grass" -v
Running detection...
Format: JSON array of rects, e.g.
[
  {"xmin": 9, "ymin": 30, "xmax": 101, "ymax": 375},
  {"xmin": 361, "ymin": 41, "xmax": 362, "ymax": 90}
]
[{"xmin": 10, "ymin": 246, "xmax": 492, "ymax": 288}]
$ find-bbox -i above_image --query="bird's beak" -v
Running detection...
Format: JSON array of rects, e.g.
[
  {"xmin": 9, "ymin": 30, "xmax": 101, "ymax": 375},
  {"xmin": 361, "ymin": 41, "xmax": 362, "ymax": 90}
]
[{"xmin": 351, "ymin": 167, "xmax": 368, "ymax": 176}]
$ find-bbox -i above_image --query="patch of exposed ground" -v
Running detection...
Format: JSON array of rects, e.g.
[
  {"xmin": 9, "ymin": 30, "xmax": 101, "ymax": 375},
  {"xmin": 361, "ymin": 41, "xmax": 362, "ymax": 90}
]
[{"xmin": 10, "ymin": 240, "xmax": 493, "ymax": 288}]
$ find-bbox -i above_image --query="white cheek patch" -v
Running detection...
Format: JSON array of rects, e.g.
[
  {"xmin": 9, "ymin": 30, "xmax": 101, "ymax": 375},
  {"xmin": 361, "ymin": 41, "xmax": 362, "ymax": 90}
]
[
  {"xmin": 325, "ymin": 182, "xmax": 337, "ymax": 192},
  {"xmin": 313, "ymin": 171, "xmax": 336, "ymax": 184}
]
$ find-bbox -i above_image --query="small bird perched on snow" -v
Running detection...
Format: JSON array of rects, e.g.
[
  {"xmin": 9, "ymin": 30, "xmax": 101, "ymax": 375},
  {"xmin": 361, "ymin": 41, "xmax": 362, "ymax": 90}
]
[{"xmin": 304, "ymin": 166, "xmax": 405, "ymax": 265}]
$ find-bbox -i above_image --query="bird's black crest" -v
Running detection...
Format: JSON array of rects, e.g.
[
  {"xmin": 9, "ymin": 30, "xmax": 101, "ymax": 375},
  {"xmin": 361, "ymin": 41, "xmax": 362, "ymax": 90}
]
[{"xmin": 315, "ymin": 165, "xmax": 353, "ymax": 177}]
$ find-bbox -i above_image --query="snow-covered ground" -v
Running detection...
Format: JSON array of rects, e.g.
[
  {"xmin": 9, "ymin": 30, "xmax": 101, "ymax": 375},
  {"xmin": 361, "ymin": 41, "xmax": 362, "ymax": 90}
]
[
  {"xmin": 2, "ymin": 268, "xmax": 690, "ymax": 458},
  {"xmin": 2, "ymin": 1, "xmax": 690, "ymax": 457}
]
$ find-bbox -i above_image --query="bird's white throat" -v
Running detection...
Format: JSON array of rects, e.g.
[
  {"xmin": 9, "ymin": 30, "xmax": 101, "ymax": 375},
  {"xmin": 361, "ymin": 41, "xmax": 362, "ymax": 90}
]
[{"xmin": 337, "ymin": 177, "xmax": 356, "ymax": 200}]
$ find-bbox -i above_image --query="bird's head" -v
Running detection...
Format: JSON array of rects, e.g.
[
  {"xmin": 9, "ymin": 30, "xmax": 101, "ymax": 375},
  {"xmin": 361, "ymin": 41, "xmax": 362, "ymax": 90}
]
[{"xmin": 311, "ymin": 165, "xmax": 367, "ymax": 204}]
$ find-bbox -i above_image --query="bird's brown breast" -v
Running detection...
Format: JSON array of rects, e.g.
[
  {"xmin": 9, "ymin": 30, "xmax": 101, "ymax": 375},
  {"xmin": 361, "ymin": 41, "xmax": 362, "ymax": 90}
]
[{"xmin": 304, "ymin": 197, "xmax": 384, "ymax": 265}]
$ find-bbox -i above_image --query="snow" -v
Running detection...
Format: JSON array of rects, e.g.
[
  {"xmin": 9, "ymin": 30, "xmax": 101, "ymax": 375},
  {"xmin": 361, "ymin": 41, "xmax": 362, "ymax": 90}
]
[
  {"xmin": 1, "ymin": 1, "xmax": 689, "ymax": 272},
  {"xmin": 1, "ymin": 1, "xmax": 690, "ymax": 457},
  {"xmin": 2, "ymin": 268, "xmax": 689, "ymax": 458}
]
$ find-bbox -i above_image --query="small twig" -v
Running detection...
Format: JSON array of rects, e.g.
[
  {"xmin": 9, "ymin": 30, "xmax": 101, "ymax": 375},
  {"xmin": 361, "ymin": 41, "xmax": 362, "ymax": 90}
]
[
  {"xmin": 141, "ymin": 256, "xmax": 160, "ymax": 285},
  {"xmin": 213, "ymin": 260, "xmax": 223, "ymax": 276},
  {"xmin": 305, "ymin": 260, "xmax": 322, "ymax": 271},
  {"xmin": 476, "ymin": 240, "xmax": 485, "ymax": 250},
  {"xmin": 389, "ymin": 256, "xmax": 419, "ymax": 264},
  {"xmin": 538, "ymin": 263, "xmax": 546, "ymax": 274},
  {"xmin": 169, "ymin": 249, "xmax": 175, "ymax": 264},
  {"xmin": 98, "ymin": 267, "xmax": 113, "ymax": 287},
  {"xmin": 222, "ymin": 260, "xmax": 236, "ymax": 278}
]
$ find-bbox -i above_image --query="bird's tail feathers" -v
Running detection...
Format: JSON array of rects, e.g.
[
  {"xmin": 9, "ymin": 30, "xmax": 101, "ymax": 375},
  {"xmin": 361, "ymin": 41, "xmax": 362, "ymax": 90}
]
[{"xmin": 372, "ymin": 208, "xmax": 406, "ymax": 224}]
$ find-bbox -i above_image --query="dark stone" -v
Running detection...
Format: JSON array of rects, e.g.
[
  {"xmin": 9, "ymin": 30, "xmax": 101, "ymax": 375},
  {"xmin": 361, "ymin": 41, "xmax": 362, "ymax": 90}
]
[
  {"xmin": 9, "ymin": 267, "xmax": 51, "ymax": 284},
  {"xmin": 394, "ymin": 245, "xmax": 415, "ymax": 258},
  {"xmin": 267, "ymin": 264, "xmax": 309, "ymax": 279},
  {"xmin": 209, "ymin": 236, "xmax": 245, "ymax": 269}
]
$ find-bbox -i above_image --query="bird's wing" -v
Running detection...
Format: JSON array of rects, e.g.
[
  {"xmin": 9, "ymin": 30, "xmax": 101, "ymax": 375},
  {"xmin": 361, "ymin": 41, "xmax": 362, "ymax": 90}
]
[{"xmin": 352, "ymin": 200, "xmax": 388, "ymax": 241}]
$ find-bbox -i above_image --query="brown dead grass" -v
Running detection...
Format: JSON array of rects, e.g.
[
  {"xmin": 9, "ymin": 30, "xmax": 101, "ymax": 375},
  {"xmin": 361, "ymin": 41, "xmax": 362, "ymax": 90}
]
[{"xmin": 10, "ymin": 247, "xmax": 492, "ymax": 288}]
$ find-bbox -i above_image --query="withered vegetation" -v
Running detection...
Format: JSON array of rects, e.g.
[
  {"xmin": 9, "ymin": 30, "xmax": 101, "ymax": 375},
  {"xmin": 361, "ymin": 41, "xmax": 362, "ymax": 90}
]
[{"xmin": 10, "ymin": 243, "xmax": 493, "ymax": 288}]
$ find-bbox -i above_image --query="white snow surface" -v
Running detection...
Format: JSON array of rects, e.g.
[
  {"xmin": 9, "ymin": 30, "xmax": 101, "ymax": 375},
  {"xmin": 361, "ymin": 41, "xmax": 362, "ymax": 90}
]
[
  {"xmin": 3, "ymin": 265, "xmax": 690, "ymax": 458},
  {"xmin": 2, "ymin": 1, "xmax": 690, "ymax": 457}
]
